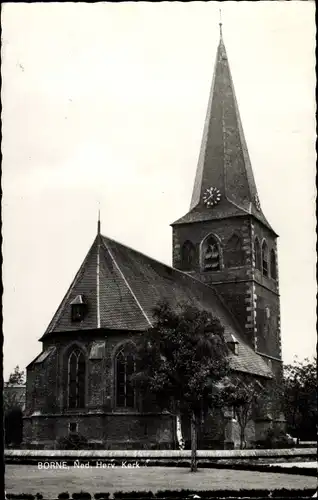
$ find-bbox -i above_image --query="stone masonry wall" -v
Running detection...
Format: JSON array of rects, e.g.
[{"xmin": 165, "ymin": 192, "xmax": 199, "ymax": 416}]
[
  {"xmin": 23, "ymin": 413, "xmax": 175, "ymax": 449},
  {"xmin": 173, "ymin": 217, "xmax": 256, "ymax": 349},
  {"xmin": 25, "ymin": 330, "xmax": 177, "ymax": 448}
]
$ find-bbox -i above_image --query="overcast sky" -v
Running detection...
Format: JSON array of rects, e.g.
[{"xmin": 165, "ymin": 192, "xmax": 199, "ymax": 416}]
[{"xmin": 2, "ymin": 2, "xmax": 316, "ymax": 380}]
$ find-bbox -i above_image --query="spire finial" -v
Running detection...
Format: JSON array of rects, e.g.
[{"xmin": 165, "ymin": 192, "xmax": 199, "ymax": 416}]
[
  {"xmin": 219, "ymin": 8, "xmax": 223, "ymax": 39},
  {"xmin": 97, "ymin": 202, "xmax": 101, "ymax": 235}
]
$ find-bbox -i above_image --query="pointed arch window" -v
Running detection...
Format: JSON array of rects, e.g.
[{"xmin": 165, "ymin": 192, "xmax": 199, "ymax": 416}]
[
  {"xmin": 181, "ymin": 240, "xmax": 195, "ymax": 271},
  {"xmin": 68, "ymin": 348, "xmax": 86, "ymax": 409},
  {"xmin": 270, "ymin": 249, "xmax": 277, "ymax": 280},
  {"xmin": 262, "ymin": 240, "xmax": 269, "ymax": 277},
  {"xmin": 254, "ymin": 238, "xmax": 261, "ymax": 270},
  {"xmin": 115, "ymin": 344, "xmax": 136, "ymax": 409},
  {"xmin": 224, "ymin": 234, "xmax": 245, "ymax": 268},
  {"xmin": 202, "ymin": 235, "xmax": 221, "ymax": 271}
]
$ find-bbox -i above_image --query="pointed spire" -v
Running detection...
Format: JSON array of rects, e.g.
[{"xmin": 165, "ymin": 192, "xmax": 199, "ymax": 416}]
[{"xmin": 173, "ymin": 23, "xmax": 274, "ymax": 233}]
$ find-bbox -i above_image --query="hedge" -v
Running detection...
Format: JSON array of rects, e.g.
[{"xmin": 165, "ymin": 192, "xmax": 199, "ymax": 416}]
[
  {"xmin": 154, "ymin": 490, "xmax": 316, "ymax": 498},
  {"xmin": 72, "ymin": 494, "xmax": 91, "ymax": 500},
  {"xmin": 6, "ymin": 489, "xmax": 317, "ymax": 500}
]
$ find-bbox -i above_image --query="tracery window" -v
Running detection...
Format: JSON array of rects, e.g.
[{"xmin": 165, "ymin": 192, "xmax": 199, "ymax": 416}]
[
  {"xmin": 115, "ymin": 344, "xmax": 136, "ymax": 408},
  {"xmin": 181, "ymin": 241, "xmax": 195, "ymax": 271},
  {"xmin": 202, "ymin": 235, "xmax": 221, "ymax": 271},
  {"xmin": 68, "ymin": 348, "xmax": 86, "ymax": 409},
  {"xmin": 262, "ymin": 240, "xmax": 269, "ymax": 277},
  {"xmin": 254, "ymin": 237, "xmax": 261, "ymax": 270},
  {"xmin": 224, "ymin": 234, "xmax": 245, "ymax": 268},
  {"xmin": 270, "ymin": 249, "xmax": 277, "ymax": 280}
]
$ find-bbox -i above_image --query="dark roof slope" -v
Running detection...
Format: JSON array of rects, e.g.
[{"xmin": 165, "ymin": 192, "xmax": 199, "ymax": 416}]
[
  {"xmin": 42, "ymin": 234, "xmax": 272, "ymax": 379},
  {"xmin": 172, "ymin": 33, "xmax": 275, "ymax": 235}
]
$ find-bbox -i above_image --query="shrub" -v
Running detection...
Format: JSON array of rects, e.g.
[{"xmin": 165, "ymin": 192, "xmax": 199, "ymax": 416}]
[
  {"xmin": 35, "ymin": 495, "xmax": 43, "ymax": 500},
  {"xmin": 94, "ymin": 494, "xmax": 110, "ymax": 500},
  {"xmin": 257, "ymin": 428, "xmax": 295, "ymax": 449},
  {"xmin": 155, "ymin": 491, "xmax": 191, "ymax": 498},
  {"xmin": 58, "ymin": 494, "xmax": 70, "ymax": 500},
  {"xmin": 113, "ymin": 493, "xmax": 154, "ymax": 499},
  {"xmin": 56, "ymin": 433, "xmax": 88, "ymax": 450},
  {"xmin": 72, "ymin": 493, "xmax": 91, "ymax": 500},
  {"xmin": 272, "ymin": 489, "xmax": 317, "ymax": 497},
  {"xmin": 155, "ymin": 490, "xmax": 318, "ymax": 498}
]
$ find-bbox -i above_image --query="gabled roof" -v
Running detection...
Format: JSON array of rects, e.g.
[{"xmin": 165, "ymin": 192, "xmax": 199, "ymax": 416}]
[
  {"xmin": 41, "ymin": 233, "xmax": 272, "ymax": 379},
  {"xmin": 172, "ymin": 32, "xmax": 276, "ymax": 235}
]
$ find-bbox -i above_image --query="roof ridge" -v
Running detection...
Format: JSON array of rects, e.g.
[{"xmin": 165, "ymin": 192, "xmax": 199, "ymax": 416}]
[
  {"xmin": 101, "ymin": 237, "xmax": 152, "ymax": 327},
  {"xmin": 101, "ymin": 234, "xmax": 175, "ymax": 273},
  {"xmin": 44, "ymin": 238, "xmax": 98, "ymax": 335}
]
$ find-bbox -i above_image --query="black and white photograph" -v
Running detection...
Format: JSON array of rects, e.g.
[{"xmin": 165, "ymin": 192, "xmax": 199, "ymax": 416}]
[{"xmin": 2, "ymin": 1, "xmax": 316, "ymax": 499}]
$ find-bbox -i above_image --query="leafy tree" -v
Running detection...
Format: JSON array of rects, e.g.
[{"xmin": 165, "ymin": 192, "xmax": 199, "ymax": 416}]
[
  {"xmin": 7, "ymin": 365, "xmax": 25, "ymax": 385},
  {"xmin": 282, "ymin": 357, "xmax": 317, "ymax": 442},
  {"xmin": 4, "ymin": 366, "xmax": 25, "ymax": 447},
  {"xmin": 132, "ymin": 301, "xmax": 230, "ymax": 471},
  {"xmin": 4, "ymin": 365, "xmax": 25, "ymax": 412},
  {"xmin": 220, "ymin": 377, "xmax": 268, "ymax": 449}
]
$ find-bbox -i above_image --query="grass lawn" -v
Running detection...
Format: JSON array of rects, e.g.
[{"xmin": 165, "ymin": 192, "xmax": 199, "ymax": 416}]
[{"xmin": 5, "ymin": 465, "xmax": 317, "ymax": 498}]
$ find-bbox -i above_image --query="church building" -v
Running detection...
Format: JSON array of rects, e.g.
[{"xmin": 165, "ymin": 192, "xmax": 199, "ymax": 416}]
[{"xmin": 24, "ymin": 26, "xmax": 283, "ymax": 449}]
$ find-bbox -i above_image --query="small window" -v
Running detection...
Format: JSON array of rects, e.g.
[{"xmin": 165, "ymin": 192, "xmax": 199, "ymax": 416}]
[
  {"xmin": 254, "ymin": 238, "xmax": 261, "ymax": 270},
  {"xmin": 224, "ymin": 234, "xmax": 245, "ymax": 268},
  {"xmin": 265, "ymin": 306, "xmax": 270, "ymax": 319},
  {"xmin": 69, "ymin": 422, "xmax": 78, "ymax": 433},
  {"xmin": 202, "ymin": 235, "xmax": 220, "ymax": 271},
  {"xmin": 262, "ymin": 241, "xmax": 268, "ymax": 277},
  {"xmin": 227, "ymin": 334, "xmax": 239, "ymax": 355},
  {"xmin": 181, "ymin": 241, "xmax": 196, "ymax": 271},
  {"xmin": 270, "ymin": 249, "xmax": 277, "ymax": 280},
  {"xmin": 71, "ymin": 295, "xmax": 86, "ymax": 322}
]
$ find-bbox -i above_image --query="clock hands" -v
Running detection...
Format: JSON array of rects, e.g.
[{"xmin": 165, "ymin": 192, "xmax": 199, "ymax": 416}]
[{"xmin": 203, "ymin": 187, "xmax": 221, "ymax": 207}]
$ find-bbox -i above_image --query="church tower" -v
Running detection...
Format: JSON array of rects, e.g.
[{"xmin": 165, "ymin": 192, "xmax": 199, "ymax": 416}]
[{"xmin": 171, "ymin": 25, "xmax": 282, "ymax": 377}]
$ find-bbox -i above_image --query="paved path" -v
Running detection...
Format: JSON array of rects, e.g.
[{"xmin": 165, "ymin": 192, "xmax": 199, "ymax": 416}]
[
  {"xmin": 268, "ymin": 461, "xmax": 317, "ymax": 469},
  {"xmin": 5, "ymin": 465, "xmax": 317, "ymax": 499}
]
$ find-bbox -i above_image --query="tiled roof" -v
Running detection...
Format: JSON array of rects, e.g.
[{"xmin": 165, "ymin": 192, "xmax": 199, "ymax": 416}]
[
  {"xmin": 173, "ymin": 33, "xmax": 275, "ymax": 235},
  {"xmin": 41, "ymin": 233, "xmax": 272, "ymax": 379}
]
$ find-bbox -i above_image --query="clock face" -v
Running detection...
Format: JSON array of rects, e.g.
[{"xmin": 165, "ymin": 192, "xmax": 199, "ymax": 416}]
[
  {"xmin": 203, "ymin": 187, "xmax": 221, "ymax": 207},
  {"xmin": 254, "ymin": 194, "xmax": 261, "ymax": 211}
]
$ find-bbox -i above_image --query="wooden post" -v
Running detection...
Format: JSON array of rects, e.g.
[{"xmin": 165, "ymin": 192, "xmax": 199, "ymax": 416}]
[{"xmin": 190, "ymin": 412, "xmax": 197, "ymax": 472}]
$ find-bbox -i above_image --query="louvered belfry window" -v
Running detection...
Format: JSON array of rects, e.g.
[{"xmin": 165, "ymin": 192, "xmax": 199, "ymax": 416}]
[
  {"xmin": 116, "ymin": 345, "xmax": 136, "ymax": 408},
  {"xmin": 203, "ymin": 236, "xmax": 220, "ymax": 271},
  {"xmin": 68, "ymin": 349, "xmax": 86, "ymax": 409}
]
